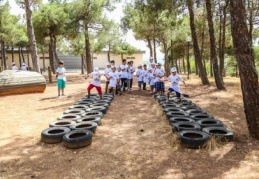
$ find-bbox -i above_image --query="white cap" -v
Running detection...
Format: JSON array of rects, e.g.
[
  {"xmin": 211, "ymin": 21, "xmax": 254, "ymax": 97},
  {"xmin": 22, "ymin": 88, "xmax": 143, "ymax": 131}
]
[
  {"xmin": 12, "ymin": 62, "xmax": 15, "ymax": 65},
  {"xmin": 106, "ymin": 62, "xmax": 111, "ymax": 66},
  {"xmin": 138, "ymin": 64, "xmax": 142, "ymax": 67},
  {"xmin": 151, "ymin": 63, "xmax": 156, "ymax": 66},
  {"xmin": 157, "ymin": 63, "xmax": 161, "ymax": 66},
  {"xmin": 148, "ymin": 68, "xmax": 152, "ymax": 71},
  {"xmin": 22, "ymin": 63, "xmax": 26, "ymax": 66},
  {"xmin": 111, "ymin": 66, "xmax": 116, "ymax": 69},
  {"xmin": 149, "ymin": 57, "xmax": 153, "ymax": 60},
  {"xmin": 171, "ymin": 67, "xmax": 177, "ymax": 72},
  {"xmin": 94, "ymin": 67, "xmax": 99, "ymax": 72}
]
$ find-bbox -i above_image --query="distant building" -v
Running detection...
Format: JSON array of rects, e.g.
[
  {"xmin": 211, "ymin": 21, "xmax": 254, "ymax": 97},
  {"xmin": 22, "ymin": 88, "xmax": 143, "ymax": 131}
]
[{"xmin": 0, "ymin": 50, "xmax": 146, "ymax": 71}]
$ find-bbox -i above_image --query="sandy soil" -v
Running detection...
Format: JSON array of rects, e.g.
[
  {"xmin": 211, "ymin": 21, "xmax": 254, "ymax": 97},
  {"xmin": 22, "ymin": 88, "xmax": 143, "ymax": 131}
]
[{"xmin": 0, "ymin": 74, "xmax": 259, "ymax": 179}]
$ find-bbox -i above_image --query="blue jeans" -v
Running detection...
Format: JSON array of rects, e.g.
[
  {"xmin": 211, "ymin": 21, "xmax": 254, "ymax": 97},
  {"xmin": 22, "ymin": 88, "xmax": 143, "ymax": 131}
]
[
  {"xmin": 168, "ymin": 88, "xmax": 181, "ymax": 97},
  {"xmin": 138, "ymin": 81, "xmax": 143, "ymax": 88}
]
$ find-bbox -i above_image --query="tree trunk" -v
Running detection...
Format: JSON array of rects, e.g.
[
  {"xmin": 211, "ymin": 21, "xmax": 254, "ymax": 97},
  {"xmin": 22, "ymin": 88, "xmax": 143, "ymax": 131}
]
[
  {"xmin": 11, "ymin": 45, "xmax": 14, "ymax": 62},
  {"xmin": 178, "ymin": 58, "xmax": 181, "ymax": 73},
  {"xmin": 162, "ymin": 40, "xmax": 170, "ymax": 75},
  {"xmin": 170, "ymin": 40, "xmax": 174, "ymax": 67},
  {"xmin": 205, "ymin": 0, "xmax": 225, "ymax": 90},
  {"xmin": 18, "ymin": 47, "xmax": 22, "ymax": 67},
  {"xmin": 187, "ymin": 42, "xmax": 191, "ymax": 79},
  {"xmin": 53, "ymin": 35, "xmax": 60, "ymax": 65},
  {"xmin": 121, "ymin": 53, "xmax": 124, "ymax": 61},
  {"xmin": 21, "ymin": 47, "xmax": 25, "ymax": 63},
  {"xmin": 107, "ymin": 43, "xmax": 111, "ymax": 62},
  {"xmin": 147, "ymin": 37, "xmax": 153, "ymax": 57},
  {"xmin": 153, "ymin": 36, "xmax": 157, "ymax": 63},
  {"xmin": 200, "ymin": 17, "xmax": 207, "ymax": 75},
  {"xmin": 26, "ymin": 47, "xmax": 30, "ymax": 68},
  {"xmin": 84, "ymin": 24, "xmax": 93, "ymax": 73},
  {"xmin": 49, "ymin": 42, "xmax": 55, "ymax": 74},
  {"xmin": 187, "ymin": 0, "xmax": 209, "ymax": 84},
  {"xmin": 0, "ymin": 40, "xmax": 4, "ymax": 69},
  {"xmin": 81, "ymin": 55, "xmax": 84, "ymax": 74},
  {"xmin": 230, "ymin": 0, "xmax": 259, "ymax": 139},
  {"xmin": 183, "ymin": 51, "xmax": 186, "ymax": 74},
  {"xmin": 24, "ymin": 0, "xmax": 40, "ymax": 73},
  {"xmin": 41, "ymin": 48, "xmax": 45, "ymax": 70},
  {"xmin": 2, "ymin": 41, "xmax": 7, "ymax": 70}
]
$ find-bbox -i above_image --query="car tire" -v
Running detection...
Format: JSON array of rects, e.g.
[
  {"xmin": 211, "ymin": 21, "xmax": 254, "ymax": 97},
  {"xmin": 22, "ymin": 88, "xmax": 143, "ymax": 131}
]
[
  {"xmin": 178, "ymin": 130, "xmax": 210, "ymax": 149},
  {"xmin": 82, "ymin": 110, "xmax": 103, "ymax": 118},
  {"xmin": 166, "ymin": 111, "xmax": 189, "ymax": 120},
  {"xmin": 76, "ymin": 116, "xmax": 102, "ymax": 125},
  {"xmin": 57, "ymin": 114, "xmax": 82, "ymax": 121},
  {"xmin": 41, "ymin": 127, "xmax": 71, "ymax": 144},
  {"xmin": 70, "ymin": 122, "xmax": 98, "ymax": 134},
  {"xmin": 186, "ymin": 109, "xmax": 207, "ymax": 115},
  {"xmin": 90, "ymin": 103, "xmax": 109, "ymax": 108},
  {"xmin": 202, "ymin": 127, "xmax": 234, "ymax": 141},
  {"xmin": 197, "ymin": 119, "xmax": 224, "ymax": 128},
  {"xmin": 163, "ymin": 107, "xmax": 184, "ymax": 113},
  {"xmin": 173, "ymin": 122, "xmax": 201, "ymax": 132},
  {"xmin": 86, "ymin": 107, "xmax": 107, "ymax": 114},
  {"xmin": 69, "ymin": 105, "xmax": 89, "ymax": 111},
  {"xmin": 49, "ymin": 120, "xmax": 76, "ymax": 127},
  {"xmin": 191, "ymin": 114, "xmax": 214, "ymax": 121},
  {"xmin": 63, "ymin": 129, "xmax": 93, "ymax": 149},
  {"xmin": 63, "ymin": 109, "xmax": 86, "ymax": 116},
  {"xmin": 169, "ymin": 117, "xmax": 196, "ymax": 124}
]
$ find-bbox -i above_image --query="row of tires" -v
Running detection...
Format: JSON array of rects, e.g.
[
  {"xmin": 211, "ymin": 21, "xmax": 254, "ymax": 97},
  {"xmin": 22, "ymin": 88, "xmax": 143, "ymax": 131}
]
[
  {"xmin": 41, "ymin": 93, "xmax": 114, "ymax": 149},
  {"xmin": 155, "ymin": 94, "xmax": 234, "ymax": 149}
]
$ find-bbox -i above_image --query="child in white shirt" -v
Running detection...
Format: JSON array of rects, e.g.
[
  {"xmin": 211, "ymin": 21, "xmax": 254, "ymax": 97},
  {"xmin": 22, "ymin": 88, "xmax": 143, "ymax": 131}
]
[
  {"xmin": 104, "ymin": 62, "xmax": 111, "ymax": 93},
  {"xmin": 153, "ymin": 63, "xmax": 165, "ymax": 94},
  {"xmin": 143, "ymin": 64, "xmax": 149, "ymax": 90},
  {"xmin": 136, "ymin": 64, "xmax": 144, "ymax": 91},
  {"xmin": 166, "ymin": 67, "xmax": 187, "ymax": 102},
  {"xmin": 106, "ymin": 66, "xmax": 119, "ymax": 95},
  {"xmin": 127, "ymin": 61, "xmax": 132, "ymax": 91},
  {"xmin": 85, "ymin": 67, "xmax": 104, "ymax": 99},
  {"xmin": 116, "ymin": 67, "xmax": 123, "ymax": 95},
  {"xmin": 11, "ymin": 62, "xmax": 18, "ymax": 70},
  {"xmin": 56, "ymin": 61, "xmax": 66, "ymax": 97},
  {"xmin": 148, "ymin": 68, "xmax": 155, "ymax": 93}
]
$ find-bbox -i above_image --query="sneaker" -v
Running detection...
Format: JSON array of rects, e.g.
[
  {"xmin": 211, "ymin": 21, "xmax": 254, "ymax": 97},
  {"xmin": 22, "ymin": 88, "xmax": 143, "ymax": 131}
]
[
  {"xmin": 62, "ymin": 94, "xmax": 65, "ymax": 96},
  {"xmin": 57, "ymin": 94, "xmax": 60, "ymax": 97}
]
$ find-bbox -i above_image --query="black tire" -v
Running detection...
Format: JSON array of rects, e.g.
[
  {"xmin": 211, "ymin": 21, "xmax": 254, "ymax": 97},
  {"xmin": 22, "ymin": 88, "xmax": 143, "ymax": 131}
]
[
  {"xmin": 197, "ymin": 119, "xmax": 224, "ymax": 128},
  {"xmin": 173, "ymin": 122, "xmax": 201, "ymax": 132},
  {"xmin": 69, "ymin": 105, "xmax": 89, "ymax": 111},
  {"xmin": 171, "ymin": 97, "xmax": 192, "ymax": 104},
  {"xmin": 181, "ymin": 106, "xmax": 202, "ymax": 111},
  {"xmin": 163, "ymin": 107, "xmax": 184, "ymax": 113},
  {"xmin": 186, "ymin": 109, "xmax": 207, "ymax": 115},
  {"xmin": 161, "ymin": 103, "xmax": 180, "ymax": 108},
  {"xmin": 157, "ymin": 97, "xmax": 167, "ymax": 102},
  {"xmin": 102, "ymin": 97, "xmax": 113, "ymax": 101},
  {"xmin": 182, "ymin": 94, "xmax": 189, "ymax": 98},
  {"xmin": 179, "ymin": 102, "xmax": 195, "ymax": 107},
  {"xmin": 41, "ymin": 127, "xmax": 71, "ymax": 144},
  {"xmin": 86, "ymin": 107, "xmax": 107, "ymax": 114},
  {"xmin": 202, "ymin": 127, "xmax": 234, "ymax": 141},
  {"xmin": 49, "ymin": 120, "xmax": 76, "ymax": 127},
  {"xmin": 169, "ymin": 117, "xmax": 195, "ymax": 124},
  {"xmin": 77, "ymin": 116, "xmax": 102, "ymax": 125},
  {"xmin": 90, "ymin": 103, "xmax": 109, "ymax": 108},
  {"xmin": 63, "ymin": 109, "xmax": 86, "ymax": 116},
  {"xmin": 78, "ymin": 98, "xmax": 95, "ymax": 103},
  {"xmin": 178, "ymin": 130, "xmax": 210, "ymax": 149},
  {"xmin": 93, "ymin": 100, "xmax": 111, "ymax": 105},
  {"xmin": 191, "ymin": 114, "xmax": 214, "ymax": 121},
  {"xmin": 70, "ymin": 122, "xmax": 98, "ymax": 134},
  {"xmin": 63, "ymin": 129, "xmax": 93, "ymax": 149},
  {"xmin": 82, "ymin": 110, "xmax": 103, "ymax": 118},
  {"xmin": 166, "ymin": 111, "xmax": 189, "ymax": 120},
  {"xmin": 57, "ymin": 114, "xmax": 82, "ymax": 121},
  {"xmin": 75, "ymin": 101, "xmax": 92, "ymax": 106}
]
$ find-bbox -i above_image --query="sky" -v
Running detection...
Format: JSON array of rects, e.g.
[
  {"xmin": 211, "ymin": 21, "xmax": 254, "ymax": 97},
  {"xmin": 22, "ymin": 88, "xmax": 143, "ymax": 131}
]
[{"xmin": 6, "ymin": 0, "xmax": 164, "ymax": 63}]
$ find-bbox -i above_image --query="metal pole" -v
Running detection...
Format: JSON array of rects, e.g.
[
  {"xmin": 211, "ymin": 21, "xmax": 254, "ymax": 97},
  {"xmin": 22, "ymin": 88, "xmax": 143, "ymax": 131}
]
[{"xmin": 187, "ymin": 41, "xmax": 190, "ymax": 79}]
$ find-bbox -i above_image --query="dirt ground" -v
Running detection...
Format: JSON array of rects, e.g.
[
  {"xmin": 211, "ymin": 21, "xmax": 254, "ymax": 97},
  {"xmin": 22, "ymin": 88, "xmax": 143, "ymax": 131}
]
[{"xmin": 0, "ymin": 74, "xmax": 259, "ymax": 179}]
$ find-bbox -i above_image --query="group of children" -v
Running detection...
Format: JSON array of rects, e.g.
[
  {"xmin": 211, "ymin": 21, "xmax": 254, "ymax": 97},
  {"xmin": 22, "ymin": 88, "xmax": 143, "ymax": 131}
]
[
  {"xmin": 11, "ymin": 62, "xmax": 29, "ymax": 71},
  {"xmin": 84, "ymin": 57, "xmax": 187, "ymax": 102}
]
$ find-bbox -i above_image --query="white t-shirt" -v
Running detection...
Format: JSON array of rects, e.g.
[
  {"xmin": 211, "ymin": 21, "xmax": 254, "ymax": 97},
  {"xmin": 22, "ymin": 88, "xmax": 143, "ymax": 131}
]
[
  {"xmin": 56, "ymin": 67, "xmax": 66, "ymax": 81},
  {"xmin": 12, "ymin": 65, "xmax": 18, "ymax": 70},
  {"xmin": 104, "ymin": 67, "xmax": 111, "ymax": 81},
  {"xmin": 154, "ymin": 68, "xmax": 165, "ymax": 82},
  {"xmin": 120, "ymin": 64, "xmax": 128, "ymax": 78},
  {"xmin": 136, "ymin": 69, "xmax": 144, "ymax": 82},
  {"xmin": 108, "ymin": 71, "xmax": 118, "ymax": 87},
  {"xmin": 21, "ymin": 66, "xmax": 28, "ymax": 71},
  {"xmin": 168, "ymin": 74, "xmax": 183, "ymax": 93},
  {"xmin": 127, "ymin": 66, "xmax": 132, "ymax": 79},
  {"xmin": 148, "ymin": 72, "xmax": 155, "ymax": 85},
  {"xmin": 89, "ymin": 72, "xmax": 103, "ymax": 87},
  {"xmin": 143, "ymin": 69, "xmax": 149, "ymax": 83}
]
